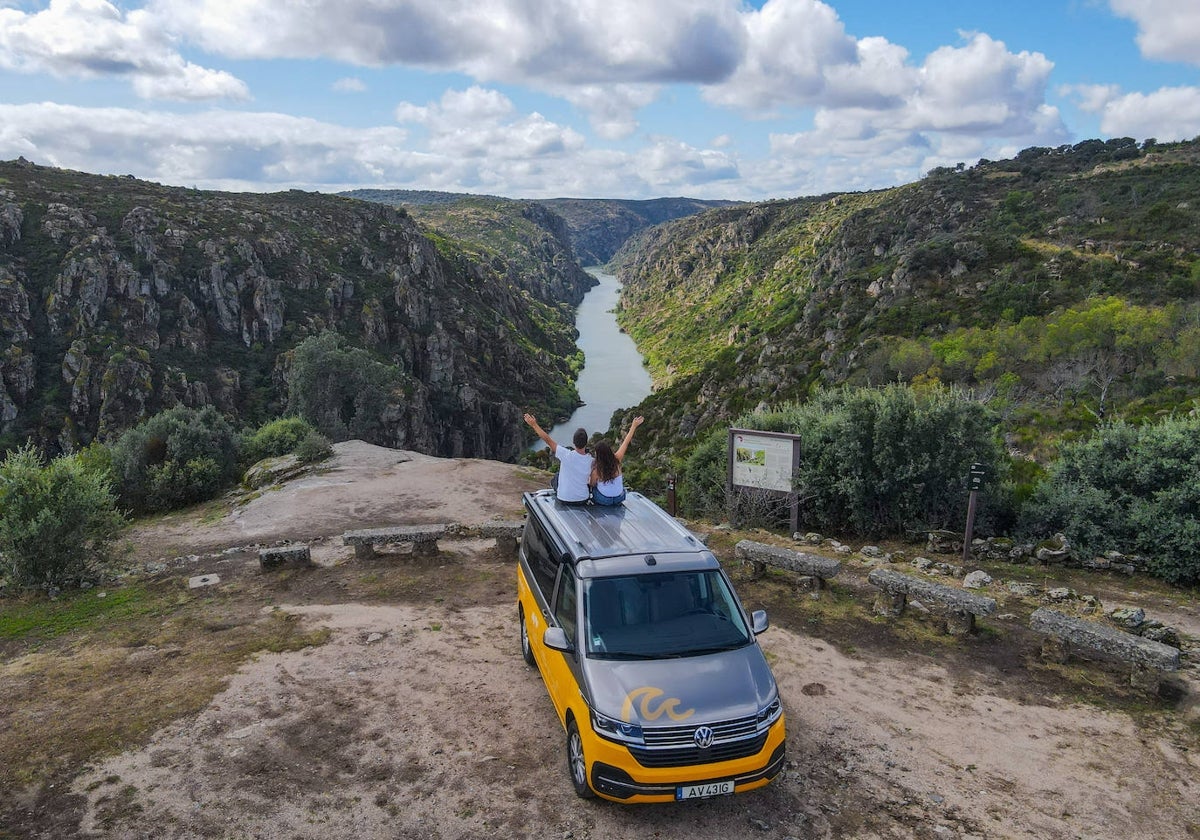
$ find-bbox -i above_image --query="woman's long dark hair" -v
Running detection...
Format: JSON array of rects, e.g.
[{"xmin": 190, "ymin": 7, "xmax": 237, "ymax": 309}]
[{"xmin": 593, "ymin": 440, "xmax": 620, "ymax": 483}]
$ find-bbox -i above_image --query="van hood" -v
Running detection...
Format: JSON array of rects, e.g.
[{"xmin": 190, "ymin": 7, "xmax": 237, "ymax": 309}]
[{"xmin": 582, "ymin": 643, "xmax": 777, "ymax": 726}]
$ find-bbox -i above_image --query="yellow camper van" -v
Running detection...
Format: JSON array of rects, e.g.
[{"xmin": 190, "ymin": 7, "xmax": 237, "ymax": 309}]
[{"xmin": 516, "ymin": 489, "xmax": 786, "ymax": 803}]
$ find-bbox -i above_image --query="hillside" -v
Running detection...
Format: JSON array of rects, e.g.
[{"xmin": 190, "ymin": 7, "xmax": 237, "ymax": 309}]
[
  {"xmin": 344, "ymin": 188, "xmax": 735, "ymax": 266},
  {"xmin": 612, "ymin": 137, "xmax": 1200, "ymax": 466},
  {"xmin": 0, "ymin": 160, "xmax": 590, "ymax": 459}
]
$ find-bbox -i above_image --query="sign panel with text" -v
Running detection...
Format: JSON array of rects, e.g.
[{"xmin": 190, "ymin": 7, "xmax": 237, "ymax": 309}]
[{"xmin": 728, "ymin": 429, "xmax": 800, "ymax": 493}]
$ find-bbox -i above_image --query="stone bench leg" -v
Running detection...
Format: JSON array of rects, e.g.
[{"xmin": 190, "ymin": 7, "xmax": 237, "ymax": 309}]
[
  {"xmin": 873, "ymin": 591, "xmax": 906, "ymax": 617},
  {"xmin": 795, "ymin": 575, "xmax": 827, "ymax": 596},
  {"xmin": 494, "ymin": 535, "xmax": 519, "ymax": 554},
  {"xmin": 412, "ymin": 540, "xmax": 439, "ymax": 558},
  {"xmin": 946, "ymin": 610, "xmax": 976, "ymax": 636},
  {"xmin": 747, "ymin": 560, "xmax": 766, "ymax": 580},
  {"xmin": 355, "ymin": 543, "xmax": 376, "ymax": 560}
]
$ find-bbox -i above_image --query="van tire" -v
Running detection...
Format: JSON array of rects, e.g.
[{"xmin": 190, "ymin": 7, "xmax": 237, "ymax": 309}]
[
  {"xmin": 566, "ymin": 718, "xmax": 594, "ymax": 798},
  {"xmin": 519, "ymin": 607, "xmax": 536, "ymax": 667}
]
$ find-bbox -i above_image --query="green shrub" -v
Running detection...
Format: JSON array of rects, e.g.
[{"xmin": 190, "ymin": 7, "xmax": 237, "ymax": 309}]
[
  {"xmin": 680, "ymin": 384, "xmax": 1009, "ymax": 536},
  {"xmin": 1018, "ymin": 415, "xmax": 1200, "ymax": 584},
  {"xmin": 0, "ymin": 445, "xmax": 127, "ymax": 590},
  {"xmin": 108, "ymin": 405, "xmax": 240, "ymax": 512},
  {"xmin": 293, "ymin": 431, "xmax": 333, "ymax": 464},
  {"xmin": 287, "ymin": 332, "xmax": 405, "ymax": 443},
  {"xmin": 241, "ymin": 417, "xmax": 316, "ymax": 466}
]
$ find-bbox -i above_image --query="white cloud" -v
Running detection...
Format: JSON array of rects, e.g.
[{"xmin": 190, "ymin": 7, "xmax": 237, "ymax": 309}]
[
  {"xmin": 633, "ymin": 138, "xmax": 740, "ymax": 188},
  {"xmin": 1070, "ymin": 84, "xmax": 1200, "ymax": 141},
  {"xmin": 147, "ymin": 0, "xmax": 745, "ymax": 84},
  {"xmin": 0, "ymin": 0, "xmax": 249, "ymax": 100},
  {"xmin": 702, "ymin": 0, "xmax": 862, "ymax": 111},
  {"xmin": 333, "ymin": 77, "xmax": 367, "ymax": 92},
  {"xmin": 394, "ymin": 86, "xmax": 585, "ymax": 161},
  {"xmin": 1110, "ymin": 0, "xmax": 1200, "ymax": 65},
  {"xmin": 905, "ymin": 33, "xmax": 1058, "ymax": 135},
  {"xmin": 555, "ymin": 84, "xmax": 660, "ymax": 140},
  {"xmin": 0, "ymin": 102, "xmax": 414, "ymax": 186}
]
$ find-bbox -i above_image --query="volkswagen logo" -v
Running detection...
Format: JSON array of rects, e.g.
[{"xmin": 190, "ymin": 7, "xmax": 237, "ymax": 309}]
[{"xmin": 693, "ymin": 725, "xmax": 715, "ymax": 749}]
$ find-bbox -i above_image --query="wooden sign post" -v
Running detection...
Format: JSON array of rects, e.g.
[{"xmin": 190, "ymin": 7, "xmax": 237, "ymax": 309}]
[{"xmin": 963, "ymin": 462, "xmax": 987, "ymax": 564}]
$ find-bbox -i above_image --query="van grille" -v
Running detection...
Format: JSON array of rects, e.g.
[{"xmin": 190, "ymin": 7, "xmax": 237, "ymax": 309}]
[
  {"xmin": 630, "ymin": 733, "xmax": 769, "ymax": 767},
  {"xmin": 631, "ymin": 713, "xmax": 768, "ymax": 767},
  {"xmin": 643, "ymin": 713, "xmax": 759, "ymax": 747}
]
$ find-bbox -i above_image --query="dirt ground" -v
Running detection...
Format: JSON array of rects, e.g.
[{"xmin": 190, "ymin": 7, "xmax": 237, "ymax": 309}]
[{"xmin": 4, "ymin": 441, "xmax": 1200, "ymax": 839}]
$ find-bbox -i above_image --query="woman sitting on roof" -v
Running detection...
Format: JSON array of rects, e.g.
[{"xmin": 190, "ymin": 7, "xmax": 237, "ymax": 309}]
[{"xmin": 589, "ymin": 416, "xmax": 644, "ymax": 506}]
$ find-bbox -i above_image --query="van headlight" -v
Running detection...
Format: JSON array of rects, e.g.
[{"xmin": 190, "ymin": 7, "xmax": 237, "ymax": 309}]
[
  {"xmin": 756, "ymin": 696, "xmax": 782, "ymax": 731},
  {"xmin": 590, "ymin": 709, "xmax": 645, "ymax": 746}
]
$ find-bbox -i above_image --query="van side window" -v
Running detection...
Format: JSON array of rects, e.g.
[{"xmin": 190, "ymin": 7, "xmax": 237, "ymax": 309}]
[
  {"xmin": 523, "ymin": 519, "xmax": 559, "ymax": 596},
  {"xmin": 553, "ymin": 565, "xmax": 578, "ymax": 644}
]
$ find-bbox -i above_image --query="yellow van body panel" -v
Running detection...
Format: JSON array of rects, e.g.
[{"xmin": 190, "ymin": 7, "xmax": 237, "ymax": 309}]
[{"xmin": 518, "ymin": 563, "xmax": 786, "ymax": 804}]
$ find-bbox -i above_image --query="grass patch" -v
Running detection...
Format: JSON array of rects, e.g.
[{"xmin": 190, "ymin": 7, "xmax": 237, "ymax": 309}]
[
  {"xmin": 0, "ymin": 579, "xmax": 331, "ymax": 796},
  {"xmin": 0, "ymin": 585, "xmax": 162, "ymax": 644}
]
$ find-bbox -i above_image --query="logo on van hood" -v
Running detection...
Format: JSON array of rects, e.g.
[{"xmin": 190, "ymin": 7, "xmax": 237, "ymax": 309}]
[
  {"xmin": 586, "ymin": 645, "xmax": 776, "ymax": 726},
  {"xmin": 621, "ymin": 686, "xmax": 694, "ymax": 723}
]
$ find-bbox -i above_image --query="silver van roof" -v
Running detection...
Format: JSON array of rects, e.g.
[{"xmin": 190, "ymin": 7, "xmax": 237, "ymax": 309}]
[{"xmin": 523, "ymin": 490, "xmax": 707, "ymax": 564}]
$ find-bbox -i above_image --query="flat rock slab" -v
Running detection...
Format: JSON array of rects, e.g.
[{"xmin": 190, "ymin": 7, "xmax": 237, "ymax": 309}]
[
  {"xmin": 187, "ymin": 574, "xmax": 220, "ymax": 589},
  {"xmin": 1030, "ymin": 607, "xmax": 1180, "ymax": 671},
  {"xmin": 868, "ymin": 568, "xmax": 996, "ymax": 616},
  {"xmin": 735, "ymin": 539, "xmax": 842, "ymax": 579}
]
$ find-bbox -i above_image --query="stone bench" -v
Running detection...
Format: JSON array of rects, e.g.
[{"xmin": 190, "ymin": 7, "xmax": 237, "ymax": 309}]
[
  {"xmin": 1030, "ymin": 607, "xmax": 1181, "ymax": 692},
  {"xmin": 259, "ymin": 543, "xmax": 311, "ymax": 570},
  {"xmin": 343, "ymin": 525, "xmax": 447, "ymax": 559},
  {"xmin": 735, "ymin": 540, "xmax": 842, "ymax": 591},
  {"xmin": 867, "ymin": 568, "xmax": 996, "ymax": 635},
  {"xmin": 473, "ymin": 520, "xmax": 525, "ymax": 554}
]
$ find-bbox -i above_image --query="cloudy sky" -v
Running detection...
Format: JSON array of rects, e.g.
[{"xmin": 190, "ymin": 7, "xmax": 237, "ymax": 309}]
[{"xmin": 1, "ymin": 0, "xmax": 1198, "ymax": 200}]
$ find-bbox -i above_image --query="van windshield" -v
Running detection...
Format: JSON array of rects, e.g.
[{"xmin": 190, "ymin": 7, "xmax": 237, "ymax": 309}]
[{"xmin": 582, "ymin": 571, "xmax": 753, "ymax": 659}]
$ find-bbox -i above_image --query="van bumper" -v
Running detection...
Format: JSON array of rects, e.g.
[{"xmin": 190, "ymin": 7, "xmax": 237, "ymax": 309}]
[{"xmin": 586, "ymin": 719, "xmax": 787, "ymax": 803}]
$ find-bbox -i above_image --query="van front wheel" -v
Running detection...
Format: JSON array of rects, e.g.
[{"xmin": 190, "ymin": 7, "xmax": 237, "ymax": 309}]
[
  {"xmin": 519, "ymin": 608, "xmax": 536, "ymax": 667},
  {"xmin": 566, "ymin": 719, "xmax": 594, "ymax": 799}
]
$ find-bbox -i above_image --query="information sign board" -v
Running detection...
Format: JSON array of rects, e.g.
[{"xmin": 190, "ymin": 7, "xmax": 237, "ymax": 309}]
[{"xmin": 728, "ymin": 429, "xmax": 800, "ymax": 493}]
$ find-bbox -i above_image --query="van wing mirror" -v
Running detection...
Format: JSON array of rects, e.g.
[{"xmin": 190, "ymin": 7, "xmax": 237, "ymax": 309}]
[
  {"xmin": 751, "ymin": 610, "xmax": 769, "ymax": 635},
  {"xmin": 543, "ymin": 626, "xmax": 574, "ymax": 652}
]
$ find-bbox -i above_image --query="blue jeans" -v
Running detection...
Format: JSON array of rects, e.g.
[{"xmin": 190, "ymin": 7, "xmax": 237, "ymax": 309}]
[{"xmin": 590, "ymin": 486, "xmax": 626, "ymax": 506}]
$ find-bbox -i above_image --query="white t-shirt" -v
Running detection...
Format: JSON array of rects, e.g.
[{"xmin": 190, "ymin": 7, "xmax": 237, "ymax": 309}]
[
  {"xmin": 595, "ymin": 474, "xmax": 624, "ymax": 498},
  {"xmin": 555, "ymin": 447, "xmax": 593, "ymax": 502}
]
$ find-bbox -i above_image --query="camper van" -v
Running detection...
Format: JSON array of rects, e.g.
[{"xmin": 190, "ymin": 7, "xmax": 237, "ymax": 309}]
[{"xmin": 516, "ymin": 489, "xmax": 786, "ymax": 803}]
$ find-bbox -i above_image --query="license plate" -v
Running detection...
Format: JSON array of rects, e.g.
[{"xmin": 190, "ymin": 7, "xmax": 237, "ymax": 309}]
[{"xmin": 676, "ymin": 780, "xmax": 734, "ymax": 800}]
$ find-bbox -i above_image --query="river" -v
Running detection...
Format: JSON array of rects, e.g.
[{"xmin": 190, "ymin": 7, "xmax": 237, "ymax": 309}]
[{"xmin": 532, "ymin": 266, "xmax": 652, "ymax": 450}]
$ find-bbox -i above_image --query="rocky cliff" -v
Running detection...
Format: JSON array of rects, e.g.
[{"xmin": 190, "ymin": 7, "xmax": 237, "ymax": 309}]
[{"xmin": 0, "ymin": 160, "xmax": 589, "ymax": 459}]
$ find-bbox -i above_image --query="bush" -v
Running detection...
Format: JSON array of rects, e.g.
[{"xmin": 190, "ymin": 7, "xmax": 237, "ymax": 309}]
[
  {"xmin": 0, "ymin": 445, "xmax": 127, "ymax": 589},
  {"xmin": 293, "ymin": 431, "xmax": 333, "ymax": 464},
  {"xmin": 108, "ymin": 405, "xmax": 240, "ymax": 512},
  {"xmin": 680, "ymin": 384, "xmax": 1009, "ymax": 536},
  {"xmin": 241, "ymin": 417, "xmax": 317, "ymax": 466},
  {"xmin": 1019, "ymin": 415, "xmax": 1200, "ymax": 584},
  {"xmin": 287, "ymin": 332, "xmax": 405, "ymax": 443}
]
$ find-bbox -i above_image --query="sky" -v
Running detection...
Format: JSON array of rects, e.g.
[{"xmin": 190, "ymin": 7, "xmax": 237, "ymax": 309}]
[{"xmin": 0, "ymin": 0, "xmax": 1198, "ymax": 201}]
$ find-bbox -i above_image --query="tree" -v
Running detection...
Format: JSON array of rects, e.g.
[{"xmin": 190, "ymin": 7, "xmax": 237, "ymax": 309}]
[
  {"xmin": 286, "ymin": 332, "xmax": 406, "ymax": 442},
  {"xmin": 108, "ymin": 405, "xmax": 240, "ymax": 512},
  {"xmin": 0, "ymin": 446, "xmax": 127, "ymax": 589}
]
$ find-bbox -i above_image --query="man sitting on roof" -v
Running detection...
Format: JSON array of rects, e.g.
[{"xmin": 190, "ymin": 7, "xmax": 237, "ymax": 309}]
[{"xmin": 524, "ymin": 413, "xmax": 593, "ymax": 505}]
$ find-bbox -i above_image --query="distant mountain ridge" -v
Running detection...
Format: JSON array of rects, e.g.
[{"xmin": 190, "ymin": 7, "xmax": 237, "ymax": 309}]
[{"xmin": 343, "ymin": 189, "xmax": 737, "ymax": 265}]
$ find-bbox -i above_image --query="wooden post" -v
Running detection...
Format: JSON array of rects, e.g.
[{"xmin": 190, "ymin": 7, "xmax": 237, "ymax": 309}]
[{"xmin": 962, "ymin": 488, "xmax": 978, "ymax": 566}]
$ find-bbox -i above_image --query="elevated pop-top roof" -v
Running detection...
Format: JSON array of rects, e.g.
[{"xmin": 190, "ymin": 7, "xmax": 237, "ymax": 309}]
[{"xmin": 523, "ymin": 490, "xmax": 708, "ymax": 565}]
